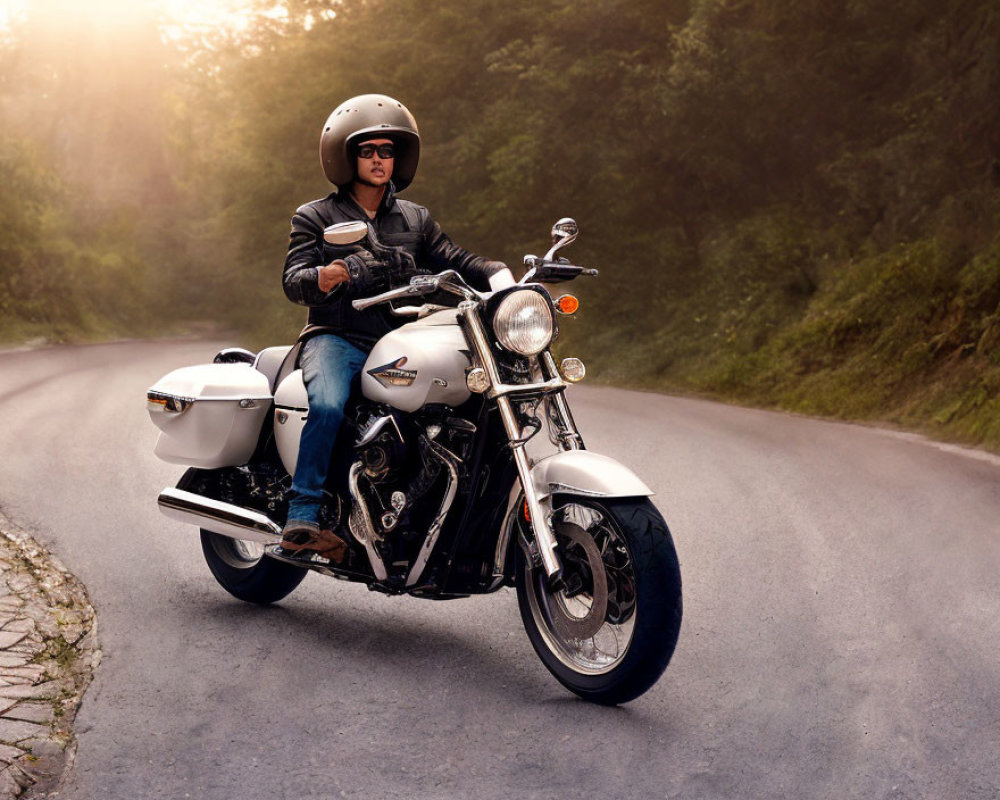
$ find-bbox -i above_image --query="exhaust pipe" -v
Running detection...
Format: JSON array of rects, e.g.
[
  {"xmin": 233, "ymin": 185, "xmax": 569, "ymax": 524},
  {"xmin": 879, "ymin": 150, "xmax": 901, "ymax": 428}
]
[{"xmin": 158, "ymin": 488, "xmax": 282, "ymax": 544}]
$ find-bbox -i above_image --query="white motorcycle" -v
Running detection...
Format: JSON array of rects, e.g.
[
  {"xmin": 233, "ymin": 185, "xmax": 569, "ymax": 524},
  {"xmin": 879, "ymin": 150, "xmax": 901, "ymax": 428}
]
[{"xmin": 148, "ymin": 218, "xmax": 682, "ymax": 705}]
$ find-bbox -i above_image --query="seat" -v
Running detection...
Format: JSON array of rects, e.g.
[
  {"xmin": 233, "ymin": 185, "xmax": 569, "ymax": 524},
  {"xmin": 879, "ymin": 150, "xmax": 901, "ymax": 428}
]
[{"xmin": 252, "ymin": 346, "xmax": 294, "ymax": 393}]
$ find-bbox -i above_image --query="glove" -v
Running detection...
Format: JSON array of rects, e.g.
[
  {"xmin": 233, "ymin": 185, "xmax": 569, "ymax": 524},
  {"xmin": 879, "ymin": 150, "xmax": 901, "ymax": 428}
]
[
  {"xmin": 343, "ymin": 240, "xmax": 429, "ymax": 298},
  {"xmin": 342, "ymin": 249, "xmax": 392, "ymax": 298},
  {"xmin": 369, "ymin": 239, "xmax": 428, "ymax": 287}
]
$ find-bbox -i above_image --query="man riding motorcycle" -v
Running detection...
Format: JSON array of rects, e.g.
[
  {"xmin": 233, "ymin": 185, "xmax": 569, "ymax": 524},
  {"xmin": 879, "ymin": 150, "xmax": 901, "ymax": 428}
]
[
  {"xmin": 277, "ymin": 93, "xmax": 516, "ymax": 563},
  {"xmin": 149, "ymin": 95, "xmax": 683, "ymax": 703}
]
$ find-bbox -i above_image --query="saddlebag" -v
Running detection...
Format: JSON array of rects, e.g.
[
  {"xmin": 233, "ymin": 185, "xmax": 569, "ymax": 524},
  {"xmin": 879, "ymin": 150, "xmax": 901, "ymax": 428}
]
[{"xmin": 147, "ymin": 363, "xmax": 272, "ymax": 468}]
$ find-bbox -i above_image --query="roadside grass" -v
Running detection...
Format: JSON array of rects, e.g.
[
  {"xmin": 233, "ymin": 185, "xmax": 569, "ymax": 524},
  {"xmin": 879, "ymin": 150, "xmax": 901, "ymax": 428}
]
[{"xmin": 569, "ymin": 221, "xmax": 1000, "ymax": 454}]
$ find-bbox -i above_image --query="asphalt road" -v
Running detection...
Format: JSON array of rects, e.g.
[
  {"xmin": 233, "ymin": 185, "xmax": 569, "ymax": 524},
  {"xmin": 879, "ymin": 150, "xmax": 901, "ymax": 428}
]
[{"xmin": 0, "ymin": 340, "xmax": 998, "ymax": 799}]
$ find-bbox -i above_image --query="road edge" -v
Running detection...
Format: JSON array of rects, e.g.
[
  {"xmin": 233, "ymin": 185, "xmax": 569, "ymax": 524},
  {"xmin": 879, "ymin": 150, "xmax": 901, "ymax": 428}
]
[{"xmin": 0, "ymin": 509, "xmax": 99, "ymax": 799}]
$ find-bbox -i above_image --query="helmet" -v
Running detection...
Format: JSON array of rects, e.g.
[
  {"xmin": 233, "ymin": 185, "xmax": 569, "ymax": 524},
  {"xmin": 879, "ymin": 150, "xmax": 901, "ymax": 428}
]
[{"xmin": 319, "ymin": 94, "xmax": 421, "ymax": 191}]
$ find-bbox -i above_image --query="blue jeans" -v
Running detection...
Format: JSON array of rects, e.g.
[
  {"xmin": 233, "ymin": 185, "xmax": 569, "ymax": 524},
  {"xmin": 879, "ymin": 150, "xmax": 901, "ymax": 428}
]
[{"xmin": 286, "ymin": 334, "xmax": 368, "ymax": 524}]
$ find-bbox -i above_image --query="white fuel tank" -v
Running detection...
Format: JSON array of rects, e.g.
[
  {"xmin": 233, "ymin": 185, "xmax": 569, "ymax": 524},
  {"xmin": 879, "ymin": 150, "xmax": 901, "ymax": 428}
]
[{"xmin": 362, "ymin": 309, "xmax": 472, "ymax": 413}]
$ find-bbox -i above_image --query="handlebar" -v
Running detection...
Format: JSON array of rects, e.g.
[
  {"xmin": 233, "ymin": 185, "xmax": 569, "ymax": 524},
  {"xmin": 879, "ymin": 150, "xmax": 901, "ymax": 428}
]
[
  {"xmin": 351, "ymin": 256, "xmax": 600, "ymax": 312},
  {"xmin": 351, "ymin": 281, "xmax": 428, "ymax": 312},
  {"xmin": 349, "ymin": 217, "xmax": 598, "ymax": 311},
  {"xmin": 520, "ymin": 256, "xmax": 599, "ymax": 284},
  {"xmin": 351, "ymin": 270, "xmax": 480, "ymax": 311}
]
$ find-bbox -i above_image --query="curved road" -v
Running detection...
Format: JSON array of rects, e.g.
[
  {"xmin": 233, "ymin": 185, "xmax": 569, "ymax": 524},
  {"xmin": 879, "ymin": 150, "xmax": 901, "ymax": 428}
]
[{"xmin": 1, "ymin": 341, "xmax": 998, "ymax": 799}]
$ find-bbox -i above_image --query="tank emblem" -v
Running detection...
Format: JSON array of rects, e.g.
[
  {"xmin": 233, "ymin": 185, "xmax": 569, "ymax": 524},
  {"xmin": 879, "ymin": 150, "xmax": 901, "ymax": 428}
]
[{"xmin": 367, "ymin": 356, "xmax": 418, "ymax": 387}]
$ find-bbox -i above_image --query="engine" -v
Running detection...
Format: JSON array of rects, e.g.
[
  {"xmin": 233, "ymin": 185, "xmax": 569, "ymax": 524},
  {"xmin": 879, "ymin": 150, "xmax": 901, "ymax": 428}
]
[{"xmin": 352, "ymin": 407, "xmax": 476, "ymax": 545}]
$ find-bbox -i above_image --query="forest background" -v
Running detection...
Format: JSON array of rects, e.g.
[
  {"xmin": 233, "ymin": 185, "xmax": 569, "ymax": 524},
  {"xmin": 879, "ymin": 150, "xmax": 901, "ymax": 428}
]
[{"xmin": 2, "ymin": 0, "xmax": 999, "ymax": 448}]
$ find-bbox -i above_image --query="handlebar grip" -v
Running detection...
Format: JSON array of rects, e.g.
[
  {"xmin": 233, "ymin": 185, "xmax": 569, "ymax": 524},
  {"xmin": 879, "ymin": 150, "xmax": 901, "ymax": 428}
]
[{"xmin": 352, "ymin": 293, "xmax": 393, "ymax": 310}]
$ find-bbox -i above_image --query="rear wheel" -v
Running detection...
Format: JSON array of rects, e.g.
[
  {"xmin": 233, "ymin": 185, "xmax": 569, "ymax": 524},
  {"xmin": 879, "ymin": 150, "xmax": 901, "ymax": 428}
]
[
  {"xmin": 200, "ymin": 531, "xmax": 307, "ymax": 604},
  {"xmin": 515, "ymin": 497, "xmax": 682, "ymax": 705}
]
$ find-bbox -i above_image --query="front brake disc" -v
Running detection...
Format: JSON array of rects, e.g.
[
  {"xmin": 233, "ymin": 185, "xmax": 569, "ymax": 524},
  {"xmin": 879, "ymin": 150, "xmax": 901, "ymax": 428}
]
[{"xmin": 548, "ymin": 524, "xmax": 609, "ymax": 641}]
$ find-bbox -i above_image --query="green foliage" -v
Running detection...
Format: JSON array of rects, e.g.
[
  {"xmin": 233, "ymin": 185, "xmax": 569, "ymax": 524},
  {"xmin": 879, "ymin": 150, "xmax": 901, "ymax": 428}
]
[
  {"xmin": 685, "ymin": 229, "xmax": 1000, "ymax": 444},
  {"xmin": 0, "ymin": 136, "xmax": 163, "ymax": 343}
]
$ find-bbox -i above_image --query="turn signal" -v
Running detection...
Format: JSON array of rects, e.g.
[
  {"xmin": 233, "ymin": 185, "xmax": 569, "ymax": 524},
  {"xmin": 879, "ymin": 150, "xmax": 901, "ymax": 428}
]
[{"xmin": 555, "ymin": 294, "xmax": 579, "ymax": 315}]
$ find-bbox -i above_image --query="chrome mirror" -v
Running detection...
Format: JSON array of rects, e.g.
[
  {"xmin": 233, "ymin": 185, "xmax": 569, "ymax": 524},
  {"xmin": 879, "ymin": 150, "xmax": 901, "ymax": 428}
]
[
  {"xmin": 543, "ymin": 217, "xmax": 579, "ymax": 261},
  {"xmin": 323, "ymin": 220, "xmax": 368, "ymax": 246}
]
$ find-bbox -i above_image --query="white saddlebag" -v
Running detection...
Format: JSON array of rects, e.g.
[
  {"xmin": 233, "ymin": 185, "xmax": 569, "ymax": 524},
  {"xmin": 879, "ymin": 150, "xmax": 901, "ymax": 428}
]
[{"xmin": 148, "ymin": 364, "xmax": 272, "ymax": 468}]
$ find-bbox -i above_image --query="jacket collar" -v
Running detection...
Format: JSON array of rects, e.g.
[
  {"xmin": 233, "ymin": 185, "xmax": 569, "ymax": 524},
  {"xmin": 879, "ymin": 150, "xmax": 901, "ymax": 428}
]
[{"xmin": 339, "ymin": 180, "xmax": 397, "ymax": 220}]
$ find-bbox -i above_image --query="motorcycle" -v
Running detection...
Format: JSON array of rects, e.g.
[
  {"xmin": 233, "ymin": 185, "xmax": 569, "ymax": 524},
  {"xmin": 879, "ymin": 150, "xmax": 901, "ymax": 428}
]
[{"xmin": 148, "ymin": 217, "xmax": 682, "ymax": 705}]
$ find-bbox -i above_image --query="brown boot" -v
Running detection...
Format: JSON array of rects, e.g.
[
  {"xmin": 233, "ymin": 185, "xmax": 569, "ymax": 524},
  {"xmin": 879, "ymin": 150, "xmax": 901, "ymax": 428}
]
[
  {"xmin": 312, "ymin": 527, "xmax": 348, "ymax": 563},
  {"xmin": 277, "ymin": 520, "xmax": 348, "ymax": 564}
]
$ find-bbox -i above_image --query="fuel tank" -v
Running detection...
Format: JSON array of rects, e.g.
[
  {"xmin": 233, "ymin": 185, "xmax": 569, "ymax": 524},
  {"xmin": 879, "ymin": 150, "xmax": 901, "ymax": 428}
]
[{"xmin": 362, "ymin": 309, "xmax": 472, "ymax": 412}]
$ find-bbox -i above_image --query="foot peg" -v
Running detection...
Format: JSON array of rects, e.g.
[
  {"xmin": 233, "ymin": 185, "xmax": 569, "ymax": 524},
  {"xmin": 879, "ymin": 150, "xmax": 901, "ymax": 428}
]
[{"xmin": 277, "ymin": 521, "xmax": 348, "ymax": 564}]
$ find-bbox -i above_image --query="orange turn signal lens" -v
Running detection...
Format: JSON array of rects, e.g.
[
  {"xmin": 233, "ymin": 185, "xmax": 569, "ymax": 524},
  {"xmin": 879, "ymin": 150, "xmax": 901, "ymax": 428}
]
[{"xmin": 555, "ymin": 294, "xmax": 579, "ymax": 315}]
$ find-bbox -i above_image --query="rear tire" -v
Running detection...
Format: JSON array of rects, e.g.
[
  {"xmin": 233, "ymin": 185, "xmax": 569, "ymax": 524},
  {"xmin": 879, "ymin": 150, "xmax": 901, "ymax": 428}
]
[
  {"xmin": 516, "ymin": 497, "xmax": 682, "ymax": 705},
  {"xmin": 200, "ymin": 530, "xmax": 307, "ymax": 605}
]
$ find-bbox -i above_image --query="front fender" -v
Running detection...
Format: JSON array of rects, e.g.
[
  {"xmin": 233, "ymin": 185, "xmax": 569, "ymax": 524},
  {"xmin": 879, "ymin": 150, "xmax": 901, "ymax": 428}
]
[
  {"xmin": 493, "ymin": 450, "xmax": 653, "ymax": 587},
  {"xmin": 530, "ymin": 449, "xmax": 653, "ymax": 500}
]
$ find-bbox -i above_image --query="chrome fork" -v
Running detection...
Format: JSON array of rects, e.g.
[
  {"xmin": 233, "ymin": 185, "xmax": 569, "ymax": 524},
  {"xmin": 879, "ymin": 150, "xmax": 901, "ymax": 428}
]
[{"xmin": 459, "ymin": 301, "xmax": 564, "ymax": 587}]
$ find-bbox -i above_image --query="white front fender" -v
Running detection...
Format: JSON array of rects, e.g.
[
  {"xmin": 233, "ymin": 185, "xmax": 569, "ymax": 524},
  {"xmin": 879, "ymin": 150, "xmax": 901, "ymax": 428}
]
[
  {"xmin": 491, "ymin": 449, "xmax": 654, "ymax": 587},
  {"xmin": 530, "ymin": 450, "xmax": 653, "ymax": 500}
]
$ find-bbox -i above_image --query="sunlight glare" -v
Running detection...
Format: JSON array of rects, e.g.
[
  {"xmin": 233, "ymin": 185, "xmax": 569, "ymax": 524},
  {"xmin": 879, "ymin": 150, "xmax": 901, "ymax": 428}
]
[
  {"xmin": 0, "ymin": 0, "xmax": 27, "ymax": 31},
  {"xmin": 0, "ymin": 0, "xmax": 283, "ymax": 38}
]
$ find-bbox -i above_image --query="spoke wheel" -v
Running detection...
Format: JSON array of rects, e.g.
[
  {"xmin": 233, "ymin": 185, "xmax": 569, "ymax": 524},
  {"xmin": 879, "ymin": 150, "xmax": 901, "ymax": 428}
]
[
  {"xmin": 516, "ymin": 497, "xmax": 681, "ymax": 705},
  {"xmin": 527, "ymin": 504, "xmax": 635, "ymax": 673}
]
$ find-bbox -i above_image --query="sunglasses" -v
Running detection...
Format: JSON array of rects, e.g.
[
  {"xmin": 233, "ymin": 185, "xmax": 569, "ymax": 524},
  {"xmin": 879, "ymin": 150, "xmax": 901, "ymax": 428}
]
[{"xmin": 356, "ymin": 143, "xmax": 395, "ymax": 159}]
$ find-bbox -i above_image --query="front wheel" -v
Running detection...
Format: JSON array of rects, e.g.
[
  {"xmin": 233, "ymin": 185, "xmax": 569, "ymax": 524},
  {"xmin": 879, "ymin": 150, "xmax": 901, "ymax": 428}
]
[
  {"xmin": 200, "ymin": 531, "xmax": 307, "ymax": 605},
  {"xmin": 515, "ymin": 497, "xmax": 682, "ymax": 705}
]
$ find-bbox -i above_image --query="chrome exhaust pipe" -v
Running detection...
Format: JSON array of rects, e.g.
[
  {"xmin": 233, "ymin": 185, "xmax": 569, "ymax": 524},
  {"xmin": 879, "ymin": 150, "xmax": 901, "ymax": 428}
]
[{"xmin": 157, "ymin": 488, "xmax": 282, "ymax": 544}]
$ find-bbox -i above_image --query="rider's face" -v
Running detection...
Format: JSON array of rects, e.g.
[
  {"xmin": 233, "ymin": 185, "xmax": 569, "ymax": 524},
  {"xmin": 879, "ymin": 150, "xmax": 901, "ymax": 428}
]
[{"xmin": 354, "ymin": 138, "xmax": 395, "ymax": 187}]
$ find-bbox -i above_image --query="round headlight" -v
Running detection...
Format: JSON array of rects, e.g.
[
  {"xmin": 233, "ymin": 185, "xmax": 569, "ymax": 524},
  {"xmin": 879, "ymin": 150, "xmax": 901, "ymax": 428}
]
[{"xmin": 493, "ymin": 290, "xmax": 554, "ymax": 356}]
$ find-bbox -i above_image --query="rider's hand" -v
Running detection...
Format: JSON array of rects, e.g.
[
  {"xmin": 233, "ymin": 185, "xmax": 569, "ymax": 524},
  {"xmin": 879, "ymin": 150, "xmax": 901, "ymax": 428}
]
[
  {"xmin": 369, "ymin": 240, "xmax": 424, "ymax": 286},
  {"xmin": 341, "ymin": 250, "xmax": 393, "ymax": 297},
  {"xmin": 318, "ymin": 260, "xmax": 350, "ymax": 293}
]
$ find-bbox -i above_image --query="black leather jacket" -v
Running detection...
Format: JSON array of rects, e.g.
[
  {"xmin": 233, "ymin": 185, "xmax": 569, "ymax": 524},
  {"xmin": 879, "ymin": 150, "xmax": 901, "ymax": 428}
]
[{"xmin": 283, "ymin": 185, "xmax": 503, "ymax": 351}]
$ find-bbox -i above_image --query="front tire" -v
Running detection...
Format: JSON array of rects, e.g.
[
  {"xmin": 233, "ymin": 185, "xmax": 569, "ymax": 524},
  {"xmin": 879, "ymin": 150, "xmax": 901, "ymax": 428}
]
[
  {"xmin": 200, "ymin": 531, "xmax": 307, "ymax": 605},
  {"xmin": 515, "ymin": 497, "xmax": 682, "ymax": 705}
]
